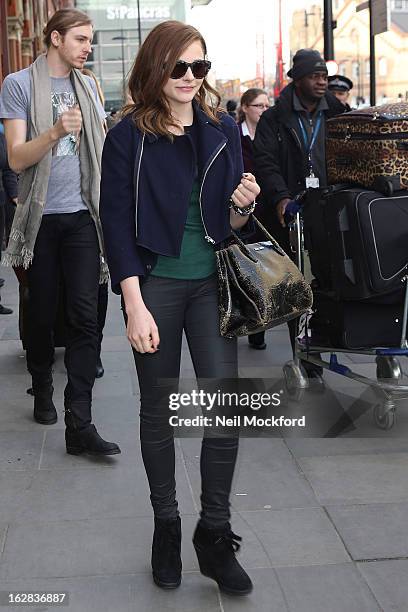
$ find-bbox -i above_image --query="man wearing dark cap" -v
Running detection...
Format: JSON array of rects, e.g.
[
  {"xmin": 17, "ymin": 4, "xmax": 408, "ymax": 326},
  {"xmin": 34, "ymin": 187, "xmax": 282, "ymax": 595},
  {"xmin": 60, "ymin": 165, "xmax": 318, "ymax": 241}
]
[
  {"xmin": 328, "ymin": 75, "xmax": 353, "ymax": 111},
  {"xmin": 253, "ymin": 49, "xmax": 346, "ymax": 380}
]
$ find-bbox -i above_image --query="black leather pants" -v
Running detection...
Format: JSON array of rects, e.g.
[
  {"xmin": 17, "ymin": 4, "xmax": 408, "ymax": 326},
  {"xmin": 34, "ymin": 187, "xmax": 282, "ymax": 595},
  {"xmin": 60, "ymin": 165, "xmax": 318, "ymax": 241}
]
[{"xmin": 126, "ymin": 274, "xmax": 239, "ymax": 529}]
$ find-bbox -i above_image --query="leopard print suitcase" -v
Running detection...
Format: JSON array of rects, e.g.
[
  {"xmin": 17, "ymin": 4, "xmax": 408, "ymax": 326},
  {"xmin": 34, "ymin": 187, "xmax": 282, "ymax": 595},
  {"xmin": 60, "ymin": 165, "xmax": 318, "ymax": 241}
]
[{"xmin": 327, "ymin": 102, "xmax": 408, "ymax": 189}]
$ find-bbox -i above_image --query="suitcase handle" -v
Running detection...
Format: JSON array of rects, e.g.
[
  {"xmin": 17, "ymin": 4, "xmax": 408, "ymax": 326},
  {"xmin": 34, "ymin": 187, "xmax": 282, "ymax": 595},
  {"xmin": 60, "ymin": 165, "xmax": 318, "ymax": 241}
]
[
  {"xmin": 323, "ymin": 183, "xmax": 353, "ymax": 196},
  {"xmin": 372, "ymin": 175, "xmax": 401, "ymax": 197}
]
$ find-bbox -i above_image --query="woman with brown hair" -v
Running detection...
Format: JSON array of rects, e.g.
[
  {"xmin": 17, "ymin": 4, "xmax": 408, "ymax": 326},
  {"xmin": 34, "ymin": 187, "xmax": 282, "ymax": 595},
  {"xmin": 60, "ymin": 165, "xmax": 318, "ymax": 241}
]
[
  {"xmin": 100, "ymin": 20, "xmax": 259, "ymax": 595},
  {"xmin": 237, "ymin": 88, "xmax": 270, "ymax": 350},
  {"xmin": 238, "ymin": 88, "xmax": 269, "ymax": 174}
]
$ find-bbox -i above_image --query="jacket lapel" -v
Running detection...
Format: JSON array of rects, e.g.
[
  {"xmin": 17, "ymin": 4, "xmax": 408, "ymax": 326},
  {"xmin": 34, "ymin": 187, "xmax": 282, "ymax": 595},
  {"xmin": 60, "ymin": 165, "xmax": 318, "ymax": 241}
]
[{"xmin": 193, "ymin": 103, "xmax": 227, "ymax": 177}]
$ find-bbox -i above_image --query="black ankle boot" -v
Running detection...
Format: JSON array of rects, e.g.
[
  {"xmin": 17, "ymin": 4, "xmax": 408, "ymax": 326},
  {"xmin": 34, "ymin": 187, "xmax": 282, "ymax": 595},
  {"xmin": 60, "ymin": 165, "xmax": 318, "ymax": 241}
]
[
  {"xmin": 152, "ymin": 516, "xmax": 182, "ymax": 589},
  {"xmin": 33, "ymin": 386, "xmax": 58, "ymax": 425},
  {"xmin": 65, "ymin": 424, "xmax": 121, "ymax": 456},
  {"xmin": 193, "ymin": 522, "xmax": 253, "ymax": 595}
]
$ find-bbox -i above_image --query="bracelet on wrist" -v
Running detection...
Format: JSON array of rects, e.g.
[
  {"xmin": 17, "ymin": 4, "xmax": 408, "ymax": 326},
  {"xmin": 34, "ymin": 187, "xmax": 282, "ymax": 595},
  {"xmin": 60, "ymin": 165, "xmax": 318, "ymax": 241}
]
[{"xmin": 229, "ymin": 199, "xmax": 256, "ymax": 216}]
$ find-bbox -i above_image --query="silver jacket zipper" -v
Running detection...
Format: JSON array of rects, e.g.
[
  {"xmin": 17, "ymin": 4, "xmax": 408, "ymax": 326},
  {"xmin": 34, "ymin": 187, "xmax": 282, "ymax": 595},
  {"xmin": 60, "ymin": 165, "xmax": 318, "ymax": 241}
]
[
  {"xmin": 134, "ymin": 134, "xmax": 226, "ymax": 244},
  {"xmin": 199, "ymin": 141, "xmax": 227, "ymax": 244},
  {"xmin": 134, "ymin": 133, "xmax": 146, "ymax": 238}
]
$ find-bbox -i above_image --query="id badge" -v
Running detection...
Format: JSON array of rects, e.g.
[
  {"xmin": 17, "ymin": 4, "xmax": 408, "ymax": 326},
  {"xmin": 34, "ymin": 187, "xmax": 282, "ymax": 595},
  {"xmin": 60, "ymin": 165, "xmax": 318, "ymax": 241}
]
[{"xmin": 305, "ymin": 175, "xmax": 320, "ymax": 189}]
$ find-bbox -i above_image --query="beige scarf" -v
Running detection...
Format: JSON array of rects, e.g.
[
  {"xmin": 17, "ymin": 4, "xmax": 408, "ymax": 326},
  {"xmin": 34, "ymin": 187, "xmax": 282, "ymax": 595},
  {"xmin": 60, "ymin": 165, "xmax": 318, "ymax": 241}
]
[{"xmin": 3, "ymin": 54, "xmax": 109, "ymax": 283}]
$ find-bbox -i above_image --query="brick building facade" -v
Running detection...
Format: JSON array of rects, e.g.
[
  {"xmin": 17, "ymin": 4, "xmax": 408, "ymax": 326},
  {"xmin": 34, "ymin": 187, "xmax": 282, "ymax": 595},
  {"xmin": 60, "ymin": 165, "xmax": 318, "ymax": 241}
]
[
  {"xmin": 290, "ymin": 0, "xmax": 408, "ymax": 105},
  {"xmin": 0, "ymin": 0, "xmax": 74, "ymax": 84}
]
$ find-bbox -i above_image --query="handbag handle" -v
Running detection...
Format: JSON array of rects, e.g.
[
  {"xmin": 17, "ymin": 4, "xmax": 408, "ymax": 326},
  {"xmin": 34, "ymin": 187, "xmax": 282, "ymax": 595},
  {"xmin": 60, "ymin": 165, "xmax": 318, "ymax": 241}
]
[
  {"xmin": 229, "ymin": 227, "xmax": 257, "ymax": 262},
  {"xmin": 229, "ymin": 215, "xmax": 287, "ymax": 260},
  {"xmin": 252, "ymin": 216, "xmax": 287, "ymax": 256}
]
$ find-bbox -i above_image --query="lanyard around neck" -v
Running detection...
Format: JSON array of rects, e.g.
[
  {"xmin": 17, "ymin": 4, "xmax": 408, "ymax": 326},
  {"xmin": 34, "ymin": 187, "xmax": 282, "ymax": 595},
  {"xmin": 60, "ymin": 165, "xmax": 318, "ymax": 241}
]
[{"xmin": 297, "ymin": 111, "xmax": 323, "ymax": 154}]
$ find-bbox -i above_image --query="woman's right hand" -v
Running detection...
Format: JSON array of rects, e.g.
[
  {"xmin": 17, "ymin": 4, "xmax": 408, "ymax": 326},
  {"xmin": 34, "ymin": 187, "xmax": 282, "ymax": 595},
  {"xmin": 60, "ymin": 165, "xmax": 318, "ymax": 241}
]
[
  {"xmin": 126, "ymin": 303, "xmax": 160, "ymax": 354},
  {"xmin": 120, "ymin": 276, "xmax": 160, "ymax": 354}
]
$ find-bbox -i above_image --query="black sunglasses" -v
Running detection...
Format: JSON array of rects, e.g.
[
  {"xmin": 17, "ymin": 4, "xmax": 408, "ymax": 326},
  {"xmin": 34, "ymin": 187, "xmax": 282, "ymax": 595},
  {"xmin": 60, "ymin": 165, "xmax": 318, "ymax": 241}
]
[{"xmin": 170, "ymin": 59, "xmax": 211, "ymax": 80}]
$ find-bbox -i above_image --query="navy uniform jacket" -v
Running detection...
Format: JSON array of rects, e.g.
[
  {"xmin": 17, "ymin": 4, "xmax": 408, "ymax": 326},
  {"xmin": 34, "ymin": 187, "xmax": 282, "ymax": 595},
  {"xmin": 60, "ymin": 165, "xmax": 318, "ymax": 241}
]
[{"xmin": 100, "ymin": 103, "xmax": 244, "ymax": 294}]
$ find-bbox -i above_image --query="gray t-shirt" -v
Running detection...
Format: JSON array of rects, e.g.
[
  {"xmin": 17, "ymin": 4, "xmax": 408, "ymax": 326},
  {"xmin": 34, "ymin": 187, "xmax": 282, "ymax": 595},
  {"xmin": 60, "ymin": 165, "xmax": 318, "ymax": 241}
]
[{"xmin": 0, "ymin": 68, "xmax": 106, "ymax": 214}]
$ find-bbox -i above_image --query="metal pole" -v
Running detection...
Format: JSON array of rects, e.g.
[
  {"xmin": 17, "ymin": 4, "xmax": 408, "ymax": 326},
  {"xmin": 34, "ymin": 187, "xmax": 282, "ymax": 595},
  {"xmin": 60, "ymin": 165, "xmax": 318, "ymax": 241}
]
[
  {"xmin": 304, "ymin": 11, "xmax": 309, "ymax": 48},
  {"xmin": 358, "ymin": 33, "xmax": 363, "ymax": 102},
  {"xmin": 323, "ymin": 0, "xmax": 334, "ymax": 60},
  {"xmin": 369, "ymin": 0, "xmax": 376, "ymax": 105},
  {"xmin": 136, "ymin": 0, "xmax": 142, "ymax": 48},
  {"xmin": 121, "ymin": 28, "xmax": 125, "ymax": 101},
  {"xmin": 399, "ymin": 278, "xmax": 408, "ymax": 349},
  {"xmin": 262, "ymin": 33, "xmax": 265, "ymax": 89}
]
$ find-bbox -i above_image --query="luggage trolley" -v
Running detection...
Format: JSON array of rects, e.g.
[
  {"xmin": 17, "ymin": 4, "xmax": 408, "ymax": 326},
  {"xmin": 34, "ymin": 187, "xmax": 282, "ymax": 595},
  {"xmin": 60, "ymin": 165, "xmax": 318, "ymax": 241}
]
[{"xmin": 283, "ymin": 206, "xmax": 408, "ymax": 431}]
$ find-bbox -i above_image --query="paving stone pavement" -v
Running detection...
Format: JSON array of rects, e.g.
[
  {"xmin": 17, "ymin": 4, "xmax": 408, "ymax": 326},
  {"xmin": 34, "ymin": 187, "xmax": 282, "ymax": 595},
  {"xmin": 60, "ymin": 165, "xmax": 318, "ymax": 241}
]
[{"xmin": 0, "ymin": 266, "xmax": 408, "ymax": 612}]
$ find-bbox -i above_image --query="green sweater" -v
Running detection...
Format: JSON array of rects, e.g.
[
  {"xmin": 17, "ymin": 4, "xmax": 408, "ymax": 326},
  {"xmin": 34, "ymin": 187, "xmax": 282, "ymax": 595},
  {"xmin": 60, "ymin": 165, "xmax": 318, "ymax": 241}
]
[{"xmin": 151, "ymin": 181, "xmax": 216, "ymax": 280}]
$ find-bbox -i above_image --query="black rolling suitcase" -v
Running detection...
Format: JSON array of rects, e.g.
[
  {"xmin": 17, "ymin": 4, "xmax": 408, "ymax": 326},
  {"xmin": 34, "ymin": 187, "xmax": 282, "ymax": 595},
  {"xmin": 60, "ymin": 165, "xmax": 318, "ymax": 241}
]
[
  {"xmin": 306, "ymin": 188, "xmax": 408, "ymax": 301},
  {"xmin": 310, "ymin": 290, "xmax": 405, "ymax": 349}
]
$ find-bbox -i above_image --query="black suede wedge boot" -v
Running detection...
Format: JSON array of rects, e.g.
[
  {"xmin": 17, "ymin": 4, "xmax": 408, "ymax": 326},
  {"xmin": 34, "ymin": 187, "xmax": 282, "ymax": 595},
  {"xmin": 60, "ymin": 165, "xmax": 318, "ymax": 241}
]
[
  {"xmin": 151, "ymin": 516, "xmax": 182, "ymax": 589},
  {"xmin": 193, "ymin": 522, "xmax": 253, "ymax": 595}
]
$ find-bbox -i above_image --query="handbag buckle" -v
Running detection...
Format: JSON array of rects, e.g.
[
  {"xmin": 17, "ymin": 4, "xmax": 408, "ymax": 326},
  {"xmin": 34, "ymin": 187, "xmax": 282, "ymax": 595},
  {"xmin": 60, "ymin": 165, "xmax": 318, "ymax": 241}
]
[{"xmin": 253, "ymin": 241, "xmax": 273, "ymax": 251}]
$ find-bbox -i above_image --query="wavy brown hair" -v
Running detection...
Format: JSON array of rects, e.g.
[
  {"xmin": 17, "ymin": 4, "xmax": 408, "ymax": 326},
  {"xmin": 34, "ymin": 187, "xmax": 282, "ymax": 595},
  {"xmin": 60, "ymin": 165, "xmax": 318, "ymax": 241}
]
[{"xmin": 123, "ymin": 20, "xmax": 221, "ymax": 139}]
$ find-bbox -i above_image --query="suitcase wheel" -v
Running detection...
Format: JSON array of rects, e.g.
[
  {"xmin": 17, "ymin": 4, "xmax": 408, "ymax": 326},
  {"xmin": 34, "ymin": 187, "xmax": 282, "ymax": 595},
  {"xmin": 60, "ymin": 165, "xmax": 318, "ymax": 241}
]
[
  {"xmin": 283, "ymin": 361, "xmax": 309, "ymax": 402},
  {"xmin": 373, "ymin": 400, "xmax": 396, "ymax": 431}
]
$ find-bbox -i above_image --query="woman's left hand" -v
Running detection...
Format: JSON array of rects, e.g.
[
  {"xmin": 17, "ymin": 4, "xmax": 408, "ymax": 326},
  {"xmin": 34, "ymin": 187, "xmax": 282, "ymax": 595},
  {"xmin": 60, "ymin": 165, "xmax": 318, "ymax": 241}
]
[{"xmin": 230, "ymin": 173, "xmax": 260, "ymax": 210}]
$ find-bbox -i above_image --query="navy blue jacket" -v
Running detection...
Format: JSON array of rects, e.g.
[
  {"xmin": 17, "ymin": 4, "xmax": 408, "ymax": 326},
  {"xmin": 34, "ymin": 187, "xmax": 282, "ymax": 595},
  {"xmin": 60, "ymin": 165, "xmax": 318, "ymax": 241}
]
[{"xmin": 100, "ymin": 103, "xmax": 244, "ymax": 294}]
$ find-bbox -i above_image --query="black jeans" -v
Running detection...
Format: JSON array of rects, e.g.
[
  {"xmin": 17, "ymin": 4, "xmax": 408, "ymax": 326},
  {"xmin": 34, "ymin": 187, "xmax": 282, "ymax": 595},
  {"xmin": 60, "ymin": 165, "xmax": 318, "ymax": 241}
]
[
  {"xmin": 26, "ymin": 211, "xmax": 100, "ymax": 425},
  {"xmin": 128, "ymin": 274, "xmax": 239, "ymax": 529},
  {"xmin": 0, "ymin": 203, "xmax": 4, "ymax": 304},
  {"xmin": 0, "ymin": 203, "xmax": 5, "ymax": 255},
  {"xmin": 97, "ymin": 282, "xmax": 108, "ymax": 356}
]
